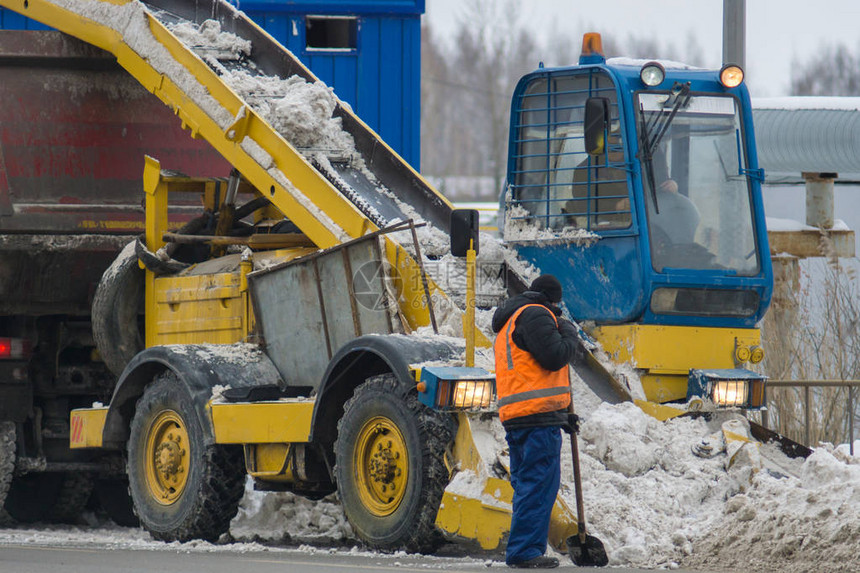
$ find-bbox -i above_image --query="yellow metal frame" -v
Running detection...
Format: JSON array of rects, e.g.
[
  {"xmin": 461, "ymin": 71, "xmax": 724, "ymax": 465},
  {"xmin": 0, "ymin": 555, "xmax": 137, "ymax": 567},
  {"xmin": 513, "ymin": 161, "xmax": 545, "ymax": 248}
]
[
  {"xmin": 464, "ymin": 244, "xmax": 477, "ymax": 367},
  {"xmin": 244, "ymin": 443, "xmax": 294, "ymax": 482},
  {"xmin": 210, "ymin": 400, "xmax": 314, "ymax": 444},
  {"xmin": 592, "ymin": 324, "xmax": 761, "ymax": 403},
  {"xmin": 434, "ymin": 413, "xmax": 578, "ymax": 551}
]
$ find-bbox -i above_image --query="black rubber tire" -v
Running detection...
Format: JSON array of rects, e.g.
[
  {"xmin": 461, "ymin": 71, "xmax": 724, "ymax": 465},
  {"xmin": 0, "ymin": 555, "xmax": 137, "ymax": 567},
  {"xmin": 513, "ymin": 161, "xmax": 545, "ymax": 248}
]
[
  {"xmin": 3, "ymin": 472, "xmax": 63, "ymax": 523},
  {"xmin": 92, "ymin": 241, "xmax": 144, "ymax": 377},
  {"xmin": 46, "ymin": 472, "xmax": 95, "ymax": 524},
  {"xmin": 0, "ymin": 421, "xmax": 16, "ymax": 523},
  {"xmin": 94, "ymin": 477, "xmax": 140, "ymax": 527},
  {"xmin": 0, "ymin": 422, "xmax": 14, "ymax": 508},
  {"xmin": 127, "ymin": 372, "xmax": 245, "ymax": 542},
  {"xmin": 334, "ymin": 375, "xmax": 455, "ymax": 553}
]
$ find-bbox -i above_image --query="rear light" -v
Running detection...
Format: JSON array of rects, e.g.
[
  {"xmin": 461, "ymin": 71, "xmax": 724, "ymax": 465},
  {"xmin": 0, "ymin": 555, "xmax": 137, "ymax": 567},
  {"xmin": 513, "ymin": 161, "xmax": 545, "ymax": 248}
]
[{"xmin": 0, "ymin": 338, "xmax": 31, "ymax": 360}]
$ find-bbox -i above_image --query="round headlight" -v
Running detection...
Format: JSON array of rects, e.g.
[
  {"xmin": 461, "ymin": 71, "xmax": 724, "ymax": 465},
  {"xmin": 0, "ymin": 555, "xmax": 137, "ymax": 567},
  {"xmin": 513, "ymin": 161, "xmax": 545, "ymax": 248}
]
[
  {"xmin": 720, "ymin": 64, "xmax": 744, "ymax": 88},
  {"xmin": 640, "ymin": 61, "xmax": 665, "ymax": 87}
]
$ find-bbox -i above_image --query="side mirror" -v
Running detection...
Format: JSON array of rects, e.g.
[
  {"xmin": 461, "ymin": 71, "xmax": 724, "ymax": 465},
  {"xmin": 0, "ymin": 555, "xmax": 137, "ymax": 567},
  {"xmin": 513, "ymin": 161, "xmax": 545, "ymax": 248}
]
[
  {"xmin": 584, "ymin": 97, "xmax": 610, "ymax": 156},
  {"xmin": 450, "ymin": 209, "xmax": 479, "ymax": 257}
]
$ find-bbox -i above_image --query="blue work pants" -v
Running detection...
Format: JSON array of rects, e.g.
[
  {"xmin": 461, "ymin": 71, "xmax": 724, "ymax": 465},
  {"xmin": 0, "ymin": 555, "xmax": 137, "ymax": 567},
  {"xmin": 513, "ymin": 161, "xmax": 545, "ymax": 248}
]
[{"xmin": 504, "ymin": 425, "xmax": 563, "ymax": 565}]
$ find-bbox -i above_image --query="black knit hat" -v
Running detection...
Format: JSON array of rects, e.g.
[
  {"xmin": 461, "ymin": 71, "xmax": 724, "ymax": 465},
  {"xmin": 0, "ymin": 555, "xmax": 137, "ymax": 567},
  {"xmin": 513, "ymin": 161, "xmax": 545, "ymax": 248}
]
[{"xmin": 530, "ymin": 274, "xmax": 563, "ymax": 303}]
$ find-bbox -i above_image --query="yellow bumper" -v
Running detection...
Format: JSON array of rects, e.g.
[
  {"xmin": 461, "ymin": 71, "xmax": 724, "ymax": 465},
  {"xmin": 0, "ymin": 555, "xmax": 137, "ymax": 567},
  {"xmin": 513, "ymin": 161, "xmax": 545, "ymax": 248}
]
[{"xmin": 592, "ymin": 324, "xmax": 762, "ymax": 403}]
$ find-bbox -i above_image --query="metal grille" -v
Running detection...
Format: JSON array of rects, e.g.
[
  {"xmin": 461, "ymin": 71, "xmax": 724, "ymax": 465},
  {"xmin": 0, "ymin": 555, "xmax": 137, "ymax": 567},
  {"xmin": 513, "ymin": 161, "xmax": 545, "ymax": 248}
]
[{"xmin": 509, "ymin": 69, "xmax": 633, "ymax": 232}]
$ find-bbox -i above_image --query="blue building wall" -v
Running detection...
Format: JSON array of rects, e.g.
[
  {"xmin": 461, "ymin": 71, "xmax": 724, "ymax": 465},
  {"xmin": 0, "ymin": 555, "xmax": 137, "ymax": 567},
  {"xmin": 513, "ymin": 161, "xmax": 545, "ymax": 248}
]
[{"xmin": 0, "ymin": 0, "xmax": 424, "ymax": 168}]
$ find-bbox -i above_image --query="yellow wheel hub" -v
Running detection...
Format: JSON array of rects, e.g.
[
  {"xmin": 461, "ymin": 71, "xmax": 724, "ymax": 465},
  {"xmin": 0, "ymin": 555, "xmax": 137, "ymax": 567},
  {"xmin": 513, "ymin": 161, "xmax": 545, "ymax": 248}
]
[
  {"xmin": 144, "ymin": 410, "xmax": 190, "ymax": 505},
  {"xmin": 354, "ymin": 416, "xmax": 408, "ymax": 517}
]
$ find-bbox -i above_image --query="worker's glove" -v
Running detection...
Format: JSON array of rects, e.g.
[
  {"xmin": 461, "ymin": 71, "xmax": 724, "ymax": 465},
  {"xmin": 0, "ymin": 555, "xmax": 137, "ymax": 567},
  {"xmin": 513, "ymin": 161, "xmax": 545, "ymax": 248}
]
[{"xmin": 562, "ymin": 413, "xmax": 580, "ymax": 435}]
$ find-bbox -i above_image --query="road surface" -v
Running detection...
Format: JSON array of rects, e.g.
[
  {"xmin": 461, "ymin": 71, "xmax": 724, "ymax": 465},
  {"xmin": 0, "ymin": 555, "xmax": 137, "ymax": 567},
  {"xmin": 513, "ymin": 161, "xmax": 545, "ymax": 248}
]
[{"xmin": 0, "ymin": 524, "xmax": 699, "ymax": 573}]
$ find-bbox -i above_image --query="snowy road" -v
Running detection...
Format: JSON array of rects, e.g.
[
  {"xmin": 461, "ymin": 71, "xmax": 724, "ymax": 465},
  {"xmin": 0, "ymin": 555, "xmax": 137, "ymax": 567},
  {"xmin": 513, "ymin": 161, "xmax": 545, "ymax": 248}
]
[{"xmin": 0, "ymin": 525, "xmax": 696, "ymax": 573}]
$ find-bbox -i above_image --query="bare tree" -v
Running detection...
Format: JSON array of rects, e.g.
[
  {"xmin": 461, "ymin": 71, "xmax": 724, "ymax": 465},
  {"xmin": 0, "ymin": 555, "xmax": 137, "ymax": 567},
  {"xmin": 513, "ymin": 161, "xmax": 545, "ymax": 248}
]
[
  {"xmin": 791, "ymin": 43, "xmax": 860, "ymax": 95},
  {"xmin": 760, "ymin": 238, "xmax": 860, "ymax": 446},
  {"xmin": 420, "ymin": 0, "xmax": 538, "ymax": 196},
  {"xmin": 420, "ymin": 23, "xmax": 453, "ymax": 175},
  {"xmin": 421, "ymin": 10, "xmax": 706, "ymax": 194}
]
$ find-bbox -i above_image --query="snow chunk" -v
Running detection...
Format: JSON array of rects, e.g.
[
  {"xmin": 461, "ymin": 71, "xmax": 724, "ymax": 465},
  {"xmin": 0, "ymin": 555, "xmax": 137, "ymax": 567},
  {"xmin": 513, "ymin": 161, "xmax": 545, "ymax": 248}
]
[
  {"xmin": 231, "ymin": 478, "xmax": 353, "ymax": 544},
  {"xmin": 503, "ymin": 205, "xmax": 599, "ymax": 245},
  {"xmin": 168, "ymin": 19, "xmax": 251, "ymax": 60}
]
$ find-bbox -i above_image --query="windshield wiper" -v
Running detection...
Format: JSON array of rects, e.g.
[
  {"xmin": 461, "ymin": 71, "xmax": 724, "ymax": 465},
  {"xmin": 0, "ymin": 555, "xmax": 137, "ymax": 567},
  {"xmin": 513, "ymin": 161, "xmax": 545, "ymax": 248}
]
[
  {"xmin": 648, "ymin": 82, "xmax": 691, "ymax": 154},
  {"xmin": 637, "ymin": 104, "xmax": 659, "ymax": 214},
  {"xmin": 638, "ymin": 82, "xmax": 692, "ymax": 215}
]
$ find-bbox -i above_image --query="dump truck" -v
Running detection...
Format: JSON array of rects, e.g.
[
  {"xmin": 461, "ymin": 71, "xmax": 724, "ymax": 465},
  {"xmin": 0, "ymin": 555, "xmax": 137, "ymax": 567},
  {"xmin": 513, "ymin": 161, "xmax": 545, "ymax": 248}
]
[
  {"xmin": 0, "ymin": 0, "xmax": 805, "ymax": 556},
  {"xmin": 0, "ymin": 30, "xmax": 230, "ymax": 524}
]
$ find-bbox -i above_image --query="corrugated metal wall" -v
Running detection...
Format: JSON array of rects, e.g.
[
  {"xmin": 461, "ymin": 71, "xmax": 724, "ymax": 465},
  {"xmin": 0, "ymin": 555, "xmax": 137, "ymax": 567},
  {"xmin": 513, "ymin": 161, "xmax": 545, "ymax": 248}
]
[
  {"xmin": 753, "ymin": 107, "xmax": 860, "ymax": 176},
  {"xmin": 247, "ymin": 9, "xmax": 421, "ymax": 167}
]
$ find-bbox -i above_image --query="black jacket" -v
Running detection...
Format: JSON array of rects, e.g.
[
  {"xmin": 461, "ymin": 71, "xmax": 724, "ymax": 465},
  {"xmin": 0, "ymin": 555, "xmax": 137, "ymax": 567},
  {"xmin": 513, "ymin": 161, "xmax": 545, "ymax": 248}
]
[{"xmin": 492, "ymin": 291, "xmax": 583, "ymax": 430}]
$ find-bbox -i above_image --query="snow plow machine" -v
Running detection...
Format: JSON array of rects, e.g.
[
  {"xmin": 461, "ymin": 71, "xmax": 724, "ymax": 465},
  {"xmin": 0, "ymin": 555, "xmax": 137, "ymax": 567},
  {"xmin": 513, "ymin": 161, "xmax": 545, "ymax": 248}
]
[{"xmin": 0, "ymin": 0, "xmax": 808, "ymax": 556}]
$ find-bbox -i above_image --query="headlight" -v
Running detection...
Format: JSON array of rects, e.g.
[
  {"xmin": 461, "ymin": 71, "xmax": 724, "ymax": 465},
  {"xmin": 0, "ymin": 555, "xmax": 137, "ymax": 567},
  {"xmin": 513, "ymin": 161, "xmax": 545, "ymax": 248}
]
[
  {"xmin": 713, "ymin": 380, "xmax": 748, "ymax": 407},
  {"xmin": 415, "ymin": 366, "xmax": 496, "ymax": 410},
  {"xmin": 719, "ymin": 64, "xmax": 744, "ymax": 88},
  {"xmin": 687, "ymin": 369, "xmax": 767, "ymax": 409},
  {"xmin": 640, "ymin": 61, "xmax": 665, "ymax": 87},
  {"xmin": 451, "ymin": 380, "xmax": 494, "ymax": 409}
]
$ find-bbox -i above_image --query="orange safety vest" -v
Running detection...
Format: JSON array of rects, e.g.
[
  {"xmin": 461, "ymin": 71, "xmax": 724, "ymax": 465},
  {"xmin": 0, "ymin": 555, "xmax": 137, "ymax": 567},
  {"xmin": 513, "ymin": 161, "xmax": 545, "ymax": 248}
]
[{"xmin": 494, "ymin": 304, "xmax": 571, "ymax": 423}]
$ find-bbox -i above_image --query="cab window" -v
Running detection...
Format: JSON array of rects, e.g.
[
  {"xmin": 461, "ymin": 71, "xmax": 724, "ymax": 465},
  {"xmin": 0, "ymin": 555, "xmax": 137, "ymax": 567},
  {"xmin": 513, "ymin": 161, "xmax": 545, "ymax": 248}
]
[{"xmin": 509, "ymin": 70, "xmax": 631, "ymax": 233}]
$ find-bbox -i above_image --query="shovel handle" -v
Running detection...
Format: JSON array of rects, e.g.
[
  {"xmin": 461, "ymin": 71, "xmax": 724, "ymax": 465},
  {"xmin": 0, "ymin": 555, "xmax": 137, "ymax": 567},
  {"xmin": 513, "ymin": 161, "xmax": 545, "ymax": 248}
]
[{"xmin": 568, "ymin": 388, "xmax": 588, "ymax": 544}]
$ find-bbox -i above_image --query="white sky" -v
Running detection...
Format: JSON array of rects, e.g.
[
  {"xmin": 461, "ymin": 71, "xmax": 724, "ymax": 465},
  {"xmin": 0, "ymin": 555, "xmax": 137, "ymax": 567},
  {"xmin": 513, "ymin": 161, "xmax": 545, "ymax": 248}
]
[{"xmin": 424, "ymin": 0, "xmax": 860, "ymax": 97}]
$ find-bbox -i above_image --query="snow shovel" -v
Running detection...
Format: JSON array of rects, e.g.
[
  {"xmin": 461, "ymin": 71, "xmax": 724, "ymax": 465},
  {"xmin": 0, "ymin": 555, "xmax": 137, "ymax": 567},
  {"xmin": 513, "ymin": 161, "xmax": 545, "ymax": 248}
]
[{"xmin": 564, "ymin": 388, "xmax": 609, "ymax": 567}]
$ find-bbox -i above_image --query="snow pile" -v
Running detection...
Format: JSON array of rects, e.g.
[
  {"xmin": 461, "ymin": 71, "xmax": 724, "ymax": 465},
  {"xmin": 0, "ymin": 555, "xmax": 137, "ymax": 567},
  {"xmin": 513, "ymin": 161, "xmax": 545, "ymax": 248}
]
[
  {"xmin": 683, "ymin": 446, "xmax": 860, "ymax": 573},
  {"xmin": 231, "ymin": 479, "xmax": 353, "ymax": 545},
  {"xmin": 570, "ymin": 401, "xmax": 737, "ymax": 568}
]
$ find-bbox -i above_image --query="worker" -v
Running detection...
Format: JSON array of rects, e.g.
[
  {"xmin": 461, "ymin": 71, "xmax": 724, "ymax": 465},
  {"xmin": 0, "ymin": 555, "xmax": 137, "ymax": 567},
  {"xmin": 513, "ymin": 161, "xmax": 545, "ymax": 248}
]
[
  {"xmin": 492, "ymin": 274, "xmax": 583, "ymax": 569},
  {"xmin": 646, "ymin": 147, "xmax": 702, "ymax": 270},
  {"xmin": 648, "ymin": 179, "xmax": 699, "ymax": 241}
]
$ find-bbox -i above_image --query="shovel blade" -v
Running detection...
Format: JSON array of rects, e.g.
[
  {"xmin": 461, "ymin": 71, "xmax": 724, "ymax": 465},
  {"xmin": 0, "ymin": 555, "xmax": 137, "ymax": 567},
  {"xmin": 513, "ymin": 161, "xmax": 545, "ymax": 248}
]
[{"xmin": 566, "ymin": 534, "xmax": 609, "ymax": 567}]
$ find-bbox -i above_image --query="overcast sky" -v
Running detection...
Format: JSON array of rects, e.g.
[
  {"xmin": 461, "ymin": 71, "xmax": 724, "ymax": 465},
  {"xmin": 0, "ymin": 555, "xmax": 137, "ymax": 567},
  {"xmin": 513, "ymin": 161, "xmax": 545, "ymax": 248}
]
[{"xmin": 424, "ymin": 0, "xmax": 860, "ymax": 97}]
